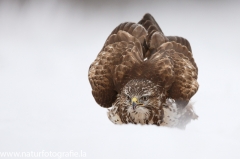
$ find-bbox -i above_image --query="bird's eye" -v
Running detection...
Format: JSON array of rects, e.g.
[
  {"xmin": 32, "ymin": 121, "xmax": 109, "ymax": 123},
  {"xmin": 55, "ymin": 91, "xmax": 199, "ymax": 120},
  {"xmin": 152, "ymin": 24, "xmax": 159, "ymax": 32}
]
[
  {"xmin": 127, "ymin": 96, "xmax": 131, "ymax": 102},
  {"xmin": 141, "ymin": 96, "xmax": 149, "ymax": 101}
]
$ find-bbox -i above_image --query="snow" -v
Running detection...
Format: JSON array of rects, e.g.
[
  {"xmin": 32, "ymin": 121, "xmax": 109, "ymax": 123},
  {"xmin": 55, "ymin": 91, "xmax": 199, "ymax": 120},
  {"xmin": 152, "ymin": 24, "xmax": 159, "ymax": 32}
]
[{"xmin": 0, "ymin": 1, "xmax": 240, "ymax": 159}]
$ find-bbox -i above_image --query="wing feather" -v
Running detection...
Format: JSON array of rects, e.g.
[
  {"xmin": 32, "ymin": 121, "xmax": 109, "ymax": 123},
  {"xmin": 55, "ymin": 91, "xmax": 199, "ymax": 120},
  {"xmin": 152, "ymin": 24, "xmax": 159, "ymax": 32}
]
[
  {"xmin": 157, "ymin": 41, "xmax": 198, "ymax": 73},
  {"xmin": 139, "ymin": 13, "xmax": 168, "ymax": 58},
  {"xmin": 89, "ymin": 13, "xmax": 199, "ymax": 109},
  {"xmin": 166, "ymin": 36, "xmax": 192, "ymax": 53},
  {"xmin": 138, "ymin": 13, "xmax": 163, "ymax": 34},
  {"xmin": 157, "ymin": 42, "xmax": 198, "ymax": 104},
  {"xmin": 89, "ymin": 25, "xmax": 145, "ymax": 107}
]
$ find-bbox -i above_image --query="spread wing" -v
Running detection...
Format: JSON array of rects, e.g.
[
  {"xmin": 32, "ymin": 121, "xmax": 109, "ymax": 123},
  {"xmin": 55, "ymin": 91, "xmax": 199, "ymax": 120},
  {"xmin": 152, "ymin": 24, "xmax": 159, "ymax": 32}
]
[
  {"xmin": 156, "ymin": 42, "xmax": 198, "ymax": 106},
  {"xmin": 139, "ymin": 14, "xmax": 198, "ymax": 106},
  {"xmin": 88, "ymin": 23, "xmax": 147, "ymax": 108},
  {"xmin": 89, "ymin": 13, "xmax": 199, "ymax": 108}
]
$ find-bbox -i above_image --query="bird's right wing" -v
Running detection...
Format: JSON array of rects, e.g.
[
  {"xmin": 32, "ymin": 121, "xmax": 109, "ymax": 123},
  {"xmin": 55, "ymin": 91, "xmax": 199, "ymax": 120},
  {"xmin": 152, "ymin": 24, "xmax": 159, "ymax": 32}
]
[{"xmin": 88, "ymin": 23, "xmax": 147, "ymax": 108}]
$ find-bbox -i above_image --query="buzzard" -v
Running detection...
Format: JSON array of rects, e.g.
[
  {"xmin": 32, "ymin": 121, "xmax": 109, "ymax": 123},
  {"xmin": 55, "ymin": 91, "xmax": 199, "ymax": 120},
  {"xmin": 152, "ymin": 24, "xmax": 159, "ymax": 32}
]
[{"xmin": 88, "ymin": 13, "xmax": 199, "ymax": 128}]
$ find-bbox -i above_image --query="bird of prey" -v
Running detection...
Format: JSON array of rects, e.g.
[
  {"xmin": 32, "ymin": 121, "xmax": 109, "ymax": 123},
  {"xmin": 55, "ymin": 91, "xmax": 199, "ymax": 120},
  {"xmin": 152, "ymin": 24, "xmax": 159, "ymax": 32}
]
[{"xmin": 88, "ymin": 13, "xmax": 199, "ymax": 128}]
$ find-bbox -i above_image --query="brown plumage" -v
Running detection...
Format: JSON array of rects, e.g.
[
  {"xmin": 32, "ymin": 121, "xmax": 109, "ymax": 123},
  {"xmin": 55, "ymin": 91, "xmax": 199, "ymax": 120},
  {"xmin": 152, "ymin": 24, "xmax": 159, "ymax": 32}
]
[{"xmin": 88, "ymin": 13, "xmax": 199, "ymax": 128}]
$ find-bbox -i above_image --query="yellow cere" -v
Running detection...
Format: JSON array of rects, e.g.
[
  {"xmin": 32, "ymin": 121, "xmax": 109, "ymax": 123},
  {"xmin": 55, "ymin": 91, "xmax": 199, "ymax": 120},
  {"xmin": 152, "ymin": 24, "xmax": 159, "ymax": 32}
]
[{"xmin": 131, "ymin": 97, "xmax": 138, "ymax": 103}]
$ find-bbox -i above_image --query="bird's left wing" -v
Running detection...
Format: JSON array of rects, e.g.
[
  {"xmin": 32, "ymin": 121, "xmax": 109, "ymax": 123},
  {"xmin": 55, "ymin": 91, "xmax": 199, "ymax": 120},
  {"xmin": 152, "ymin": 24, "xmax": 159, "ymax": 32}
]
[
  {"xmin": 156, "ymin": 42, "xmax": 199, "ymax": 102},
  {"xmin": 138, "ymin": 13, "xmax": 199, "ymax": 107}
]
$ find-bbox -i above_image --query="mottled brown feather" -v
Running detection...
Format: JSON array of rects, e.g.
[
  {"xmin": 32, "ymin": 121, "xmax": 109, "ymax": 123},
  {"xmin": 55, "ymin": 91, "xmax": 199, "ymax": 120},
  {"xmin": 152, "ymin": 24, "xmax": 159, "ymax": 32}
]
[
  {"xmin": 166, "ymin": 36, "xmax": 192, "ymax": 53},
  {"xmin": 138, "ymin": 13, "xmax": 163, "ymax": 34},
  {"xmin": 89, "ymin": 13, "xmax": 199, "ymax": 110}
]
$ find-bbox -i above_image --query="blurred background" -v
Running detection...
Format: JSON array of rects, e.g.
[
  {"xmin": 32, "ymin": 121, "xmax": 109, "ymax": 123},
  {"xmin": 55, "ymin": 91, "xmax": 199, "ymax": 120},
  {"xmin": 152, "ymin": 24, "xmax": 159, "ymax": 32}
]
[{"xmin": 0, "ymin": 0, "xmax": 240, "ymax": 158}]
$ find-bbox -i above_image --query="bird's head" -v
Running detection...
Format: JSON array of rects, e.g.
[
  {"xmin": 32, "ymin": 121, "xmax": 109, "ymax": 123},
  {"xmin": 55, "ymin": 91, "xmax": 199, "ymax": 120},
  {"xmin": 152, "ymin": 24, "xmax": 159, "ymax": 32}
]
[
  {"xmin": 114, "ymin": 79, "xmax": 164, "ymax": 125},
  {"xmin": 121, "ymin": 79, "xmax": 162, "ymax": 111}
]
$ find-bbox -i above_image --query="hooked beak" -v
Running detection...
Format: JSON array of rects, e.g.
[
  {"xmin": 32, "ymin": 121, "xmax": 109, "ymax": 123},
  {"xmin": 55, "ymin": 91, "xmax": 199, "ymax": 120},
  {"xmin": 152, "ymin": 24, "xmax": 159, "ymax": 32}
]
[
  {"xmin": 131, "ymin": 97, "xmax": 142, "ymax": 110},
  {"xmin": 132, "ymin": 101, "xmax": 137, "ymax": 110}
]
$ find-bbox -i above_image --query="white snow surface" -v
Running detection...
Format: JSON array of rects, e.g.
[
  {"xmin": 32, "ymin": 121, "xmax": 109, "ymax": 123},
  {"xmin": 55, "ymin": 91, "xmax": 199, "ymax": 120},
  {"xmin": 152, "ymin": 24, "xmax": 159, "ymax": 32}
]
[{"xmin": 0, "ymin": 1, "xmax": 240, "ymax": 159}]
